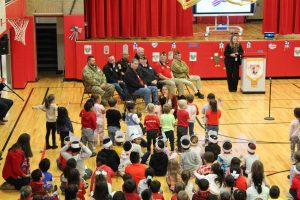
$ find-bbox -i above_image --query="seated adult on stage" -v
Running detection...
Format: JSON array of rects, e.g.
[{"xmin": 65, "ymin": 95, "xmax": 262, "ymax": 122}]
[
  {"xmin": 171, "ymin": 51, "xmax": 204, "ymax": 99},
  {"xmin": 137, "ymin": 56, "xmax": 158, "ymax": 104},
  {"xmin": 124, "ymin": 58, "xmax": 151, "ymax": 106},
  {"xmin": 153, "ymin": 52, "xmax": 183, "ymax": 96},
  {"xmin": 103, "ymin": 55, "xmax": 128, "ymax": 101},
  {"xmin": 82, "ymin": 55, "xmax": 115, "ymax": 105},
  {"xmin": 224, "ymin": 34, "xmax": 244, "ymax": 92},
  {"xmin": 0, "ymin": 78, "xmax": 13, "ymax": 125},
  {"xmin": 134, "ymin": 47, "xmax": 145, "ymax": 60},
  {"xmin": 116, "ymin": 51, "xmax": 131, "ymax": 80},
  {"xmin": 2, "ymin": 133, "xmax": 32, "ymax": 190}
]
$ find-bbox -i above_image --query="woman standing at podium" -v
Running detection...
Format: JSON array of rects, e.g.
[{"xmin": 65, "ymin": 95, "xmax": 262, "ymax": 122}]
[{"xmin": 224, "ymin": 34, "xmax": 244, "ymax": 92}]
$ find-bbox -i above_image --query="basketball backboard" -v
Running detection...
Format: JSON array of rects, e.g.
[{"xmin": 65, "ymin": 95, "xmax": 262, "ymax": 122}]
[{"xmin": 0, "ymin": 0, "xmax": 7, "ymax": 35}]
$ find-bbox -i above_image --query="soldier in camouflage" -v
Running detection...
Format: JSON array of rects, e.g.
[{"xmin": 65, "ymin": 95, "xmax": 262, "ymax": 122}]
[{"xmin": 82, "ymin": 56, "xmax": 115, "ymax": 105}]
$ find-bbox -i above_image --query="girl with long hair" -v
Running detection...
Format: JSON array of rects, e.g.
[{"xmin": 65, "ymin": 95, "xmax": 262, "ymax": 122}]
[
  {"xmin": 205, "ymin": 99, "xmax": 221, "ymax": 133},
  {"xmin": 166, "ymin": 159, "xmax": 182, "ymax": 193},
  {"xmin": 56, "ymin": 107, "xmax": 73, "ymax": 147},
  {"xmin": 246, "ymin": 171, "xmax": 270, "ymax": 200},
  {"xmin": 33, "ymin": 94, "xmax": 58, "ymax": 149},
  {"xmin": 2, "ymin": 133, "xmax": 33, "ymax": 190}
]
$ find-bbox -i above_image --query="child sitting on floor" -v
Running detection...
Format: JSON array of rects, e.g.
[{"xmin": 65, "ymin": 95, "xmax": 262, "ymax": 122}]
[
  {"xmin": 217, "ymin": 140, "xmax": 234, "ymax": 173},
  {"xmin": 98, "ymin": 137, "xmax": 120, "ymax": 172},
  {"xmin": 149, "ymin": 140, "xmax": 169, "ymax": 176},
  {"xmin": 30, "ymin": 169, "xmax": 45, "ymax": 197},
  {"xmin": 196, "ymin": 152, "xmax": 215, "ymax": 175},
  {"xmin": 166, "ymin": 159, "xmax": 182, "ymax": 193},
  {"xmin": 150, "ymin": 180, "xmax": 164, "ymax": 200},
  {"xmin": 123, "ymin": 179, "xmax": 140, "ymax": 200},
  {"xmin": 19, "ymin": 185, "xmax": 32, "ymax": 200},
  {"xmin": 39, "ymin": 158, "xmax": 52, "ymax": 186},
  {"xmin": 241, "ymin": 141, "xmax": 259, "ymax": 177},
  {"xmin": 119, "ymin": 141, "xmax": 133, "ymax": 176},
  {"xmin": 180, "ymin": 135, "xmax": 201, "ymax": 174}
]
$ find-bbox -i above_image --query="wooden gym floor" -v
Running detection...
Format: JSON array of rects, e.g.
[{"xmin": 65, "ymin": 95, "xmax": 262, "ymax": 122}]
[{"xmin": 0, "ymin": 76, "xmax": 299, "ymax": 199}]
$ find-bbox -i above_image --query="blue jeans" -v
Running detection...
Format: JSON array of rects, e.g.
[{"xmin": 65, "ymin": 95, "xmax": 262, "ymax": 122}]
[
  {"xmin": 112, "ymin": 83, "xmax": 126, "ymax": 100},
  {"xmin": 147, "ymin": 86, "xmax": 158, "ymax": 104},
  {"xmin": 133, "ymin": 87, "xmax": 151, "ymax": 105},
  {"xmin": 188, "ymin": 122, "xmax": 194, "ymax": 136}
]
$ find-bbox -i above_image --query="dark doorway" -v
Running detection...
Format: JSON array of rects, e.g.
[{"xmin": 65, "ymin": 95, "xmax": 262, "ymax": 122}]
[{"xmin": 36, "ymin": 23, "xmax": 58, "ymax": 73}]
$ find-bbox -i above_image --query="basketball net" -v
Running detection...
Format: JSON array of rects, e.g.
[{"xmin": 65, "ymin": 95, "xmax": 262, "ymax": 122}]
[{"xmin": 8, "ymin": 18, "xmax": 29, "ymax": 45}]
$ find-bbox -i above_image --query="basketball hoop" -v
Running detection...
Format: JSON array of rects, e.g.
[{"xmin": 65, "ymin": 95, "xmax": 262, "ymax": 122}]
[{"xmin": 8, "ymin": 18, "xmax": 29, "ymax": 45}]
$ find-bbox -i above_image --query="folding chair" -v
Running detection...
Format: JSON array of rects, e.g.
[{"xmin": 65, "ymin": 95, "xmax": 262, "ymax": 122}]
[{"xmin": 80, "ymin": 82, "xmax": 92, "ymax": 106}]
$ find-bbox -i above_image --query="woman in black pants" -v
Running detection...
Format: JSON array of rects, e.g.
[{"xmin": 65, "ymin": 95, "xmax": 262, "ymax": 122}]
[{"xmin": 224, "ymin": 34, "xmax": 244, "ymax": 92}]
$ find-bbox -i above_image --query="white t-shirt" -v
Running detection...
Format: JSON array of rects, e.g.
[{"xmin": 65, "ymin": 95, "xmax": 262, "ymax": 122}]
[
  {"xmin": 243, "ymin": 154, "xmax": 259, "ymax": 174},
  {"xmin": 187, "ymin": 104, "xmax": 198, "ymax": 122},
  {"xmin": 246, "ymin": 184, "xmax": 269, "ymax": 200},
  {"xmin": 290, "ymin": 119, "xmax": 300, "ymax": 139},
  {"xmin": 201, "ymin": 103, "xmax": 210, "ymax": 124},
  {"xmin": 94, "ymin": 103, "xmax": 105, "ymax": 125}
]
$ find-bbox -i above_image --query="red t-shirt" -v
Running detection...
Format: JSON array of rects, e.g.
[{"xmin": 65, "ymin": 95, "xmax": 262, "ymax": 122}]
[
  {"xmin": 177, "ymin": 109, "xmax": 190, "ymax": 127},
  {"xmin": 171, "ymin": 194, "xmax": 177, "ymax": 200},
  {"xmin": 31, "ymin": 181, "xmax": 45, "ymax": 196},
  {"xmin": 125, "ymin": 163, "xmax": 147, "ymax": 185},
  {"xmin": 144, "ymin": 114, "xmax": 160, "ymax": 131},
  {"xmin": 80, "ymin": 109, "xmax": 97, "ymax": 130},
  {"xmin": 153, "ymin": 193, "xmax": 165, "ymax": 200},
  {"xmin": 154, "ymin": 62, "xmax": 172, "ymax": 78},
  {"xmin": 205, "ymin": 109, "xmax": 221, "ymax": 126},
  {"xmin": 90, "ymin": 165, "xmax": 115, "ymax": 192},
  {"xmin": 235, "ymin": 176, "xmax": 248, "ymax": 191},
  {"xmin": 2, "ymin": 149, "xmax": 26, "ymax": 179},
  {"xmin": 125, "ymin": 192, "xmax": 141, "ymax": 200}
]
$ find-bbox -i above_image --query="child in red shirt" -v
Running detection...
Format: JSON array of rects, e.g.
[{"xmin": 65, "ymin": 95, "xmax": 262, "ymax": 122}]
[
  {"xmin": 123, "ymin": 179, "xmax": 141, "ymax": 200},
  {"xmin": 30, "ymin": 169, "xmax": 45, "ymax": 197},
  {"xmin": 205, "ymin": 99, "xmax": 221, "ymax": 133},
  {"xmin": 150, "ymin": 180, "xmax": 164, "ymax": 200},
  {"xmin": 80, "ymin": 99, "xmax": 97, "ymax": 155},
  {"xmin": 177, "ymin": 100, "xmax": 190, "ymax": 152},
  {"xmin": 144, "ymin": 103, "xmax": 160, "ymax": 152},
  {"xmin": 230, "ymin": 166, "xmax": 247, "ymax": 191}
]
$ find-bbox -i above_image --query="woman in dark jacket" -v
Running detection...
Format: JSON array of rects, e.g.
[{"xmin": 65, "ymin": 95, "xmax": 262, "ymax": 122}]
[{"xmin": 224, "ymin": 34, "xmax": 244, "ymax": 92}]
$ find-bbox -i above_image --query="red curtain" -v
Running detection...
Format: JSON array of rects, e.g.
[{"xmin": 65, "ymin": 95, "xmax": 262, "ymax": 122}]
[
  {"xmin": 294, "ymin": 0, "xmax": 300, "ymax": 33},
  {"xmin": 263, "ymin": 0, "xmax": 300, "ymax": 34},
  {"xmin": 84, "ymin": 0, "xmax": 194, "ymax": 38}
]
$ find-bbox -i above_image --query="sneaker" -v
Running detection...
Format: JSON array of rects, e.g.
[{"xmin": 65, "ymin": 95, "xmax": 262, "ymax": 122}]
[
  {"xmin": 195, "ymin": 92, "xmax": 204, "ymax": 99},
  {"xmin": 52, "ymin": 145, "xmax": 58, "ymax": 149},
  {"xmin": 0, "ymin": 182, "xmax": 15, "ymax": 190},
  {"xmin": 91, "ymin": 152, "xmax": 97, "ymax": 157}
]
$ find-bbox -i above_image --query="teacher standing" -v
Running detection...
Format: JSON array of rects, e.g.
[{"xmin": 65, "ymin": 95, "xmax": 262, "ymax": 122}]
[{"xmin": 224, "ymin": 34, "xmax": 244, "ymax": 92}]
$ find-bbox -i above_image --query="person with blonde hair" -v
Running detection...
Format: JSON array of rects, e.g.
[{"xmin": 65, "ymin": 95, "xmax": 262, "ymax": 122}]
[
  {"xmin": 177, "ymin": 99, "xmax": 190, "ymax": 152},
  {"xmin": 144, "ymin": 103, "xmax": 160, "ymax": 152},
  {"xmin": 224, "ymin": 34, "xmax": 244, "ymax": 92}
]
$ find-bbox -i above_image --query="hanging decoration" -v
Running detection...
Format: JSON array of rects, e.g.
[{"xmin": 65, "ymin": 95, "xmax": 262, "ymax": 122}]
[
  {"xmin": 246, "ymin": 41, "xmax": 252, "ymax": 49},
  {"xmin": 133, "ymin": 42, "xmax": 138, "ymax": 50},
  {"xmin": 69, "ymin": 26, "xmax": 82, "ymax": 41},
  {"xmin": 177, "ymin": 0, "xmax": 201, "ymax": 10},
  {"xmin": 219, "ymin": 41, "xmax": 224, "ymax": 52},
  {"xmin": 284, "ymin": 41, "xmax": 290, "ymax": 51},
  {"xmin": 171, "ymin": 42, "xmax": 177, "ymax": 51}
]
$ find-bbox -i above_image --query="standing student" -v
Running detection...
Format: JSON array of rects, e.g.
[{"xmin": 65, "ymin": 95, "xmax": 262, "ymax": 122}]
[
  {"xmin": 205, "ymin": 99, "xmax": 221, "ymax": 133},
  {"xmin": 177, "ymin": 100, "xmax": 190, "ymax": 152},
  {"xmin": 91, "ymin": 94, "xmax": 105, "ymax": 147},
  {"xmin": 79, "ymin": 100, "xmax": 97, "ymax": 156},
  {"xmin": 106, "ymin": 98, "xmax": 122, "ymax": 145},
  {"xmin": 144, "ymin": 103, "xmax": 160, "ymax": 152},
  {"xmin": 33, "ymin": 94, "xmax": 58, "ymax": 149},
  {"xmin": 125, "ymin": 102, "xmax": 143, "ymax": 141},
  {"xmin": 160, "ymin": 104, "xmax": 176, "ymax": 152},
  {"xmin": 56, "ymin": 107, "xmax": 73, "ymax": 147},
  {"xmin": 201, "ymin": 93, "xmax": 215, "ymax": 126},
  {"xmin": 224, "ymin": 34, "xmax": 244, "ymax": 92},
  {"xmin": 186, "ymin": 94, "xmax": 198, "ymax": 136},
  {"xmin": 290, "ymin": 108, "xmax": 300, "ymax": 161}
]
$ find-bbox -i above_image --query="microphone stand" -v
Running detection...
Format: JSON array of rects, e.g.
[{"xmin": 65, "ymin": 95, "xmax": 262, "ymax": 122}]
[
  {"xmin": 264, "ymin": 77, "xmax": 274, "ymax": 120},
  {"xmin": 0, "ymin": 55, "xmax": 24, "ymax": 101}
]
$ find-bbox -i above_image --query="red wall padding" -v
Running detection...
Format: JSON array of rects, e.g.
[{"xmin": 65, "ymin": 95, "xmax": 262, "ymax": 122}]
[
  {"xmin": 65, "ymin": 40, "xmax": 300, "ymax": 80},
  {"xmin": 10, "ymin": 16, "xmax": 36, "ymax": 88}
]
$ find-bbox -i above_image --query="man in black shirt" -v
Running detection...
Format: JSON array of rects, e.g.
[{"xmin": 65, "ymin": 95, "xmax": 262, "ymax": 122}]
[
  {"xmin": 0, "ymin": 78, "xmax": 13, "ymax": 125},
  {"xmin": 103, "ymin": 55, "xmax": 128, "ymax": 101},
  {"xmin": 116, "ymin": 51, "xmax": 130, "ymax": 80}
]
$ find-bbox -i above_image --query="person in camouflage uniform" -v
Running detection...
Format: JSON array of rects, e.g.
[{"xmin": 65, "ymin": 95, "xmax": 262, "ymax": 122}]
[
  {"xmin": 171, "ymin": 51, "xmax": 204, "ymax": 99},
  {"xmin": 82, "ymin": 56, "xmax": 115, "ymax": 104}
]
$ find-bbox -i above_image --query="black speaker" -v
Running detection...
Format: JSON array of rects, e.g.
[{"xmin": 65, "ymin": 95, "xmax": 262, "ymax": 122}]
[{"xmin": 0, "ymin": 34, "xmax": 9, "ymax": 55}]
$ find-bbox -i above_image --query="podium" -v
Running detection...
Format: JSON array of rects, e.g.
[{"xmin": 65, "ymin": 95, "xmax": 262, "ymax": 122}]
[{"xmin": 240, "ymin": 52, "xmax": 267, "ymax": 94}]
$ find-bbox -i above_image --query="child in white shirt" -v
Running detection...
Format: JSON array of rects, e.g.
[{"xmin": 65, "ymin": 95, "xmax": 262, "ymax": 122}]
[
  {"xmin": 186, "ymin": 94, "xmax": 199, "ymax": 136},
  {"xmin": 241, "ymin": 141, "xmax": 259, "ymax": 176},
  {"xmin": 91, "ymin": 94, "xmax": 105, "ymax": 147},
  {"xmin": 290, "ymin": 108, "xmax": 300, "ymax": 161},
  {"xmin": 125, "ymin": 102, "xmax": 143, "ymax": 141}
]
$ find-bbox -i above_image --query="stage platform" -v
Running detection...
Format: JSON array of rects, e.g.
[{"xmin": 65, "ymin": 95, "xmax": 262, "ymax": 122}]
[{"xmin": 85, "ymin": 22, "xmax": 300, "ymax": 42}]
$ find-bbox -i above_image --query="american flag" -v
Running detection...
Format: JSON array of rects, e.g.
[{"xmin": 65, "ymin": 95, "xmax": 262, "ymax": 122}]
[{"xmin": 212, "ymin": 0, "xmax": 226, "ymax": 6}]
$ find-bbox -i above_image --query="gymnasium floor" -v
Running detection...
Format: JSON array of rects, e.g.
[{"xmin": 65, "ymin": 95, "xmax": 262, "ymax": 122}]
[{"xmin": 0, "ymin": 76, "xmax": 299, "ymax": 199}]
